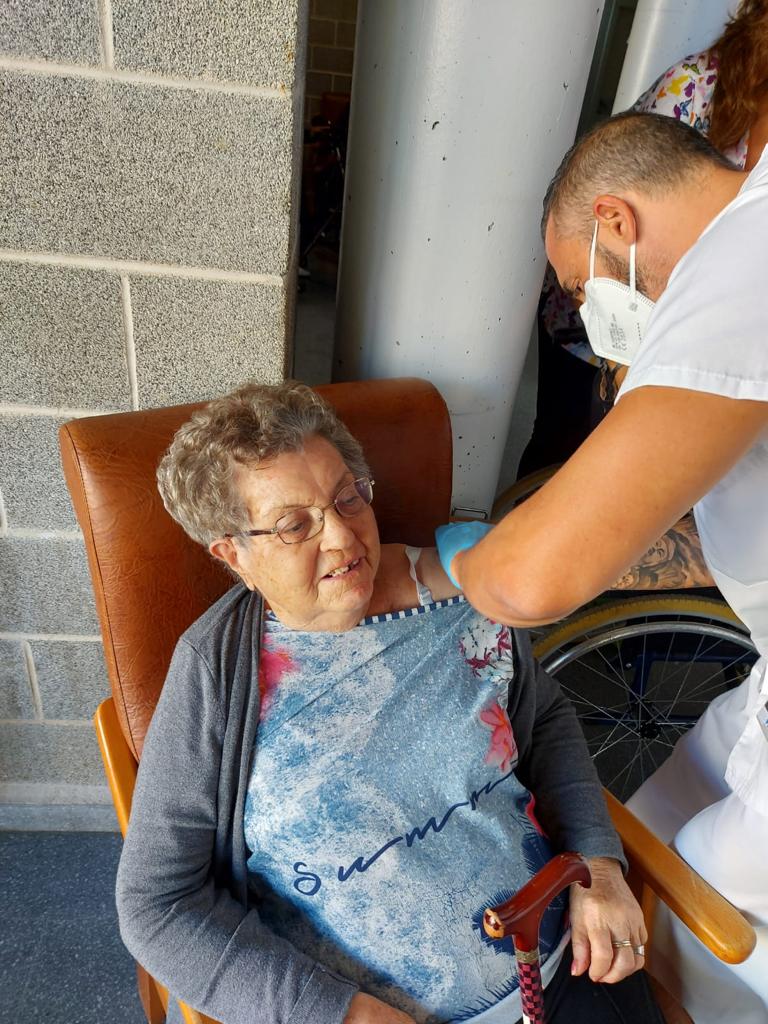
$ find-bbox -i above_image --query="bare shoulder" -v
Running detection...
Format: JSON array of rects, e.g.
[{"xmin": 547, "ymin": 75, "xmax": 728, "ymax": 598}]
[
  {"xmin": 369, "ymin": 544, "xmax": 416, "ymax": 615},
  {"xmin": 415, "ymin": 546, "xmax": 461, "ymax": 601}
]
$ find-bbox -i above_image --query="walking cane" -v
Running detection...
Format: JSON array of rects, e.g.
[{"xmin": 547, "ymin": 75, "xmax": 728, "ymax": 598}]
[{"xmin": 483, "ymin": 852, "xmax": 591, "ymax": 1024}]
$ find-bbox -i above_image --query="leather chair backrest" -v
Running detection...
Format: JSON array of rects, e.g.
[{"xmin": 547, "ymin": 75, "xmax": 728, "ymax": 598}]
[{"xmin": 60, "ymin": 378, "xmax": 453, "ymax": 759}]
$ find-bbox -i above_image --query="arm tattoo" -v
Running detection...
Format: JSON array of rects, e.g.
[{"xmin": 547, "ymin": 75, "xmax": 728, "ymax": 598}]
[{"xmin": 611, "ymin": 513, "xmax": 716, "ymax": 591}]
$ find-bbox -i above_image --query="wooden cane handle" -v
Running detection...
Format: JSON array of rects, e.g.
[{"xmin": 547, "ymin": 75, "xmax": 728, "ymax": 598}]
[{"xmin": 483, "ymin": 852, "xmax": 591, "ymax": 951}]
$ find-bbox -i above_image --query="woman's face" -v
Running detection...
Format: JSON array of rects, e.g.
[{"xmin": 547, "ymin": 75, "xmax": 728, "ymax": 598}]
[{"xmin": 210, "ymin": 435, "xmax": 380, "ymax": 632}]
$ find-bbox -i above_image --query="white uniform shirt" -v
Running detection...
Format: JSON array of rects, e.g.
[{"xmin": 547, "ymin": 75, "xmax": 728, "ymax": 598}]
[{"xmin": 618, "ymin": 147, "xmax": 768, "ymax": 813}]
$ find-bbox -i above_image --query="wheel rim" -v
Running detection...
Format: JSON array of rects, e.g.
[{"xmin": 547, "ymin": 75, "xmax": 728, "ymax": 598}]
[{"xmin": 540, "ymin": 619, "xmax": 758, "ymax": 801}]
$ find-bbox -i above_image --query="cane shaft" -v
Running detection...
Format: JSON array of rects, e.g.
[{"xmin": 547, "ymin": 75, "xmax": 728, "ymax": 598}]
[{"xmin": 515, "ymin": 943, "xmax": 545, "ymax": 1024}]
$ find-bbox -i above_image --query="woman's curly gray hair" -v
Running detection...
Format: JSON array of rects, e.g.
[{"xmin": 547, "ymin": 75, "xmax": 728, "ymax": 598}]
[{"xmin": 157, "ymin": 381, "xmax": 370, "ymax": 547}]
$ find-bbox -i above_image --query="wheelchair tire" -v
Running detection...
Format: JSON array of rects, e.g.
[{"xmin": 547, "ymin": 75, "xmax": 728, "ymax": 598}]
[
  {"xmin": 491, "ymin": 464, "xmax": 561, "ymax": 522},
  {"xmin": 533, "ymin": 595, "xmax": 758, "ymax": 801}
]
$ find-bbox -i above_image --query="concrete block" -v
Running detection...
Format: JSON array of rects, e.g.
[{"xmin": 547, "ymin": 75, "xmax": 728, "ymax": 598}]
[
  {"xmin": 0, "ymin": 262, "xmax": 129, "ymax": 409},
  {"xmin": 306, "ymin": 96, "xmax": 323, "ymax": 124},
  {"xmin": 129, "ymin": 275, "xmax": 287, "ymax": 408},
  {"xmin": 340, "ymin": 0, "xmax": 358, "ymax": 21},
  {"xmin": 1, "ymin": 72, "xmax": 294, "ymax": 275},
  {"xmin": 336, "ymin": 21, "xmax": 356, "ymax": 47},
  {"xmin": 0, "ymin": 722, "xmax": 104, "ymax": 786},
  {"xmin": 312, "ymin": 45, "xmax": 353, "ymax": 74},
  {"xmin": 309, "ymin": 18, "xmax": 336, "ymax": 45},
  {"xmin": 0, "ymin": 802, "xmax": 118, "ymax": 831},
  {"xmin": 1, "ymin": 0, "xmax": 100, "ymax": 65},
  {"xmin": 0, "ymin": 640, "xmax": 35, "ymax": 719},
  {"xmin": 111, "ymin": 0, "xmax": 301, "ymax": 90},
  {"xmin": 0, "ymin": 535, "xmax": 99, "ymax": 634},
  {"xmin": 0, "ymin": 781, "xmax": 111, "ymax": 805},
  {"xmin": 332, "ymin": 74, "xmax": 352, "ymax": 95},
  {"xmin": 306, "ymin": 71, "xmax": 333, "ymax": 96},
  {"xmin": 30, "ymin": 640, "xmax": 108, "ymax": 720},
  {"xmin": 314, "ymin": 0, "xmax": 356, "ymax": 18},
  {"xmin": 0, "ymin": 416, "xmax": 78, "ymax": 530},
  {"xmin": 313, "ymin": 0, "xmax": 346, "ymax": 18}
]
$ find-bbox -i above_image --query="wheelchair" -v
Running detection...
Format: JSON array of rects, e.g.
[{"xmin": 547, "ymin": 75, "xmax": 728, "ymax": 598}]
[{"xmin": 492, "ymin": 467, "xmax": 759, "ymax": 802}]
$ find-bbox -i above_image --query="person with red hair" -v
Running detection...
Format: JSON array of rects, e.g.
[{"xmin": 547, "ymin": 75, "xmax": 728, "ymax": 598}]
[{"xmin": 635, "ymin": 0, "xmax": 768, "ymax": 171}]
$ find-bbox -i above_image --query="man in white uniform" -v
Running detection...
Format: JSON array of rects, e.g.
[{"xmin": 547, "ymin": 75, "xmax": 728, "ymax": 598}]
[{"xmin": 435, "ymin": 112, "xmax": 768, "ymax": 1022}]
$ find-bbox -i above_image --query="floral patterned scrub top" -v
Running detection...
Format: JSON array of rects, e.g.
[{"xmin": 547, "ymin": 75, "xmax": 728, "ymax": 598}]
[
  {"xmin": 633, "ymin": 50, "xmax": 748, "ymax": 168},
  {"xmin": 243, "ymin": 551, "xmax": 568, "ymax": 1023}
]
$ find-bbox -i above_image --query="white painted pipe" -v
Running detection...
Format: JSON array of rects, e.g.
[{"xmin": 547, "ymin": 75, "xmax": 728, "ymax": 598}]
[
  {"xmin": 612, "ymin": 0, "xmax": 739, "ymax": 113},
  {"xmin": 334, "ymin": 0, "xmax": 605, "ymax": 516}
]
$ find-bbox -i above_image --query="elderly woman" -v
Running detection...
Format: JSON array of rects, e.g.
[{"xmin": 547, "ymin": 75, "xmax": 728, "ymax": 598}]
[{"xmin": 116, "ymin": 382, "xmax": 662, "ymax": 1024}]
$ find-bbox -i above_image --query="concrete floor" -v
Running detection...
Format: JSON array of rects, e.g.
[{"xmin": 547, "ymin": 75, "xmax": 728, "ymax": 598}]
[
  {"xmin": 293, "ymin": 272, "xmax": 337, "ymax": 386},
  {"xmin": 0, "ymin": 831, "xmax": 144, "ymax": 1024}
]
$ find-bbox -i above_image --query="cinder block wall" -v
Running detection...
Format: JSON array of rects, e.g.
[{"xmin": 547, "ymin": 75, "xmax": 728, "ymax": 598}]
[
  {"xmin": 305, "ymin": 0, "xmax": 357, "ymax": 124},
  {"xmin": 0, "ymin": 0, "xmax": 308, "ymax": 828}
]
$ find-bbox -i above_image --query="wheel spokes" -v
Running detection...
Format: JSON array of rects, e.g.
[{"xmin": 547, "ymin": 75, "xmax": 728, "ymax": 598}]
[{"xmin": 543, "ymin": 618, "xmax": 757, "ymax": 799}]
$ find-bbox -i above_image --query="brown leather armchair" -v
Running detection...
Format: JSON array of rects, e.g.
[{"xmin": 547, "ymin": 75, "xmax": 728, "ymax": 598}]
[{"xmin": 59, "ymin": 378, "xmax": 754, "ymax": 1024}]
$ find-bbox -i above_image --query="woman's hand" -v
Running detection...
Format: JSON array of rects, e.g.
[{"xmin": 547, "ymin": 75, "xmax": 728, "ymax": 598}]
[
  {"xmin": 343, "ymin": 992, "xmax": 416, "ymax": 1024},
  {"xmin": 569, "ymin": 856, "xmax": 647, "ymax": 984}
]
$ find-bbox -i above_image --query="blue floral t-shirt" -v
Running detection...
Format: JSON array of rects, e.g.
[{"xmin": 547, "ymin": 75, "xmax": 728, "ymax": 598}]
[{"xmin": 244, "ymin": 598, "xmax": 568, "ymax": 1023}]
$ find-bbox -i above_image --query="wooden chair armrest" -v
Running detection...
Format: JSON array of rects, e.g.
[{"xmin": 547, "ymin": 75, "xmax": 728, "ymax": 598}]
[
  {"xmin": 179, "ymin": 1000, "xmax": 219, "ymax": 1024},
  {"xmin": 604, "ymin": 788, "xmax": 756, "ymax": 964},
  {"xmin": 95, "ymin": 698, "xmax": 223, "ymax": 1024},
  {"xmin": 154, "ymin": 978, "xmax": 219, "ymax": 1024},
  {"xmin": 94, "ymin": 698, "xmax": 138, "ymax": 838}
]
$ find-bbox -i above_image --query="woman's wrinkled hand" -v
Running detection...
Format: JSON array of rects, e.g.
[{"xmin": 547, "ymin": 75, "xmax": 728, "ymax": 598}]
[
  {"xmin": 343, "ymin": 992, "xmax": 416, "ymax": 1024},
  {"xmin": 569, "ymin": 856, "xmax": 648, "ymax": 984}
]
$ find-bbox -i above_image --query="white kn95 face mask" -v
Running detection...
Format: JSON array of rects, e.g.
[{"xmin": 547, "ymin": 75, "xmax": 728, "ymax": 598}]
[{"xmin": 579, "ymin": 220, "xmax": 656, "ymax": 366}]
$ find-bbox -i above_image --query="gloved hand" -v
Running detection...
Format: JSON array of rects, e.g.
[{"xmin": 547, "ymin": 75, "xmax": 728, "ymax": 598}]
[{"xmin": 435, "ymin": 521, "xmax": 493, "ymax": 587}]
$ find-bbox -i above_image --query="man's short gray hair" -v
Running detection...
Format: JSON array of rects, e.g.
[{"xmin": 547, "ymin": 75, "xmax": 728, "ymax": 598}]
[
  {"xmin": 541, "ymin": 111, "xmax": 735, "ymax": 242},
  {"xmin": 157, "ymin": 381, "xmax": 370, "ymax": 547}
]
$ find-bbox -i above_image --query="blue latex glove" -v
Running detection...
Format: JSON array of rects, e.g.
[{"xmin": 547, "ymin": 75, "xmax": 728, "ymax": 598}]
[{"xmin": 435, "ymin": 521, "xmax": 493, "ymax": 588}]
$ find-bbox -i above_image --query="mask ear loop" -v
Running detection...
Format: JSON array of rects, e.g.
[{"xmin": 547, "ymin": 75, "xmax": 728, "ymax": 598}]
[
  {"xmin": 628, "ymin": 238, "xmax": 638, "ymax": 311},
  {"xmin": 589, "ymin": 220, "xmax": 598, "ymax": 280}
]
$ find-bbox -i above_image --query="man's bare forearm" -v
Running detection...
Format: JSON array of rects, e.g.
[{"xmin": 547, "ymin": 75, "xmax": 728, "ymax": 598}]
[{"xmin": 611, "ymin": 513, "xmax": 714, "ymax": 590}]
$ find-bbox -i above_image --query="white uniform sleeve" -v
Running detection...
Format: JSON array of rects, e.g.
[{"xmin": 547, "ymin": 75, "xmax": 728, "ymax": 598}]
[{"xmin": 618, "ymin": 167, "xmax": 768, "ymax": 405}]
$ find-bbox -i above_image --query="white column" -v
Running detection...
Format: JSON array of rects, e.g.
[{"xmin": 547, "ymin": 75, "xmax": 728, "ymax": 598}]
[
  {"xmin": 612, "ymin": 0, "xmax": 739, "ymax": 113},
  {"xmin": 334, "ymin": 0, "xmax": 605, "ymax": 517}
]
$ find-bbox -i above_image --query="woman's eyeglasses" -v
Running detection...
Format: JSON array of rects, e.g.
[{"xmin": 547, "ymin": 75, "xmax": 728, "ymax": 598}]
[{"xmin": 226, "ymin": 477, "xmax": 375, "ymax": 545}]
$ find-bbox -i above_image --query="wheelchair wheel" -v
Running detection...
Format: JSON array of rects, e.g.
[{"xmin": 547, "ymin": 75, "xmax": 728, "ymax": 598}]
[
  {"xmin": 533, "ymin": 595, "xmax": 758, "ymax": 801},
  {"xmin": 491, "ymin": 464, "xmax": 561, "ymax": 522}
]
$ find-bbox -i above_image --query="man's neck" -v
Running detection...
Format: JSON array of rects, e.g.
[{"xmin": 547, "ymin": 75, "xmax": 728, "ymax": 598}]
[{"xmin": 642, "ymin": 165, "xmax": 751, "ymax": 273}]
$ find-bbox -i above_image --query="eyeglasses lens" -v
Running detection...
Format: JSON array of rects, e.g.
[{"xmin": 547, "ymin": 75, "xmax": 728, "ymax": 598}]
[
  {"xmin": 276, "ymin": 507, "xmax": 322, "ymax": 544},
  {"xmin": 334, "ymin": 478, "xmax": 371, "ymax": 517},
  {"xmin": 275, "ymin": 478, "xmax": 373, "ymax": 544}
]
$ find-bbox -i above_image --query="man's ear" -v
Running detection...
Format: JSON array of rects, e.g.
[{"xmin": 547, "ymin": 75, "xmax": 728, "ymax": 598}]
[
  {"xmin": 592, "ymin": 195, "xmax": 637, "ymax": 247},
  {"xmin": 209, "ymin": 536, "xmax": 249, "ymax": 586}
]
